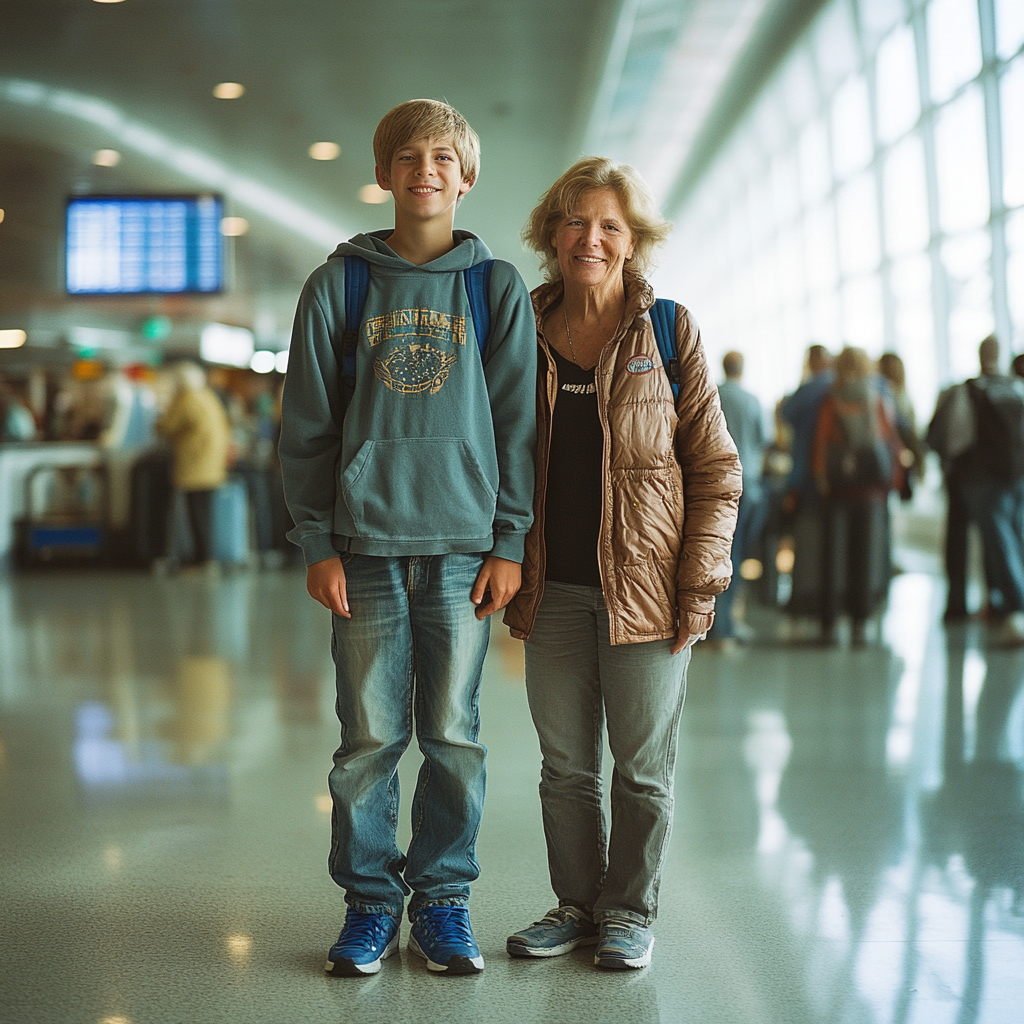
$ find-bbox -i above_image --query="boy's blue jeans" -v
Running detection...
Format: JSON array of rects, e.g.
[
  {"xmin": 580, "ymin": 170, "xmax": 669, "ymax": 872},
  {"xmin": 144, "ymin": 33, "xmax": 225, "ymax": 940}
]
[{"xmin": 327, "ymin": 552, "xmax": 490, "ymax": 919}]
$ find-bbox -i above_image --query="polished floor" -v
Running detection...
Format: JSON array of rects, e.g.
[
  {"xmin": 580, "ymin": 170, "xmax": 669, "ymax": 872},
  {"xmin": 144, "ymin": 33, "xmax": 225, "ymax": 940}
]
[{"xmin": 1, "ymin": 561, "xmax": 1022, "ymax": 1024}]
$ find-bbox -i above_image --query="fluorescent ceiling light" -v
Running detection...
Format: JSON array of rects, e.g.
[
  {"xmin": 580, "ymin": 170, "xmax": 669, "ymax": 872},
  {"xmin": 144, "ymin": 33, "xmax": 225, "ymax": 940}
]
[
  {"xmin": 309, "ymin": 142, "xmax": 340, "ymax": 160},
  {"xmin": 92, "ymin": 148, "xmax": 121, "ymax": 166},
  {"xmin": 213, "ymin": 82, "xmax": 245, "ymax": 100},
  {"xmin": 221, "ymin": 216, "xmax": 249, "ymax": 236},
  {"xmin": 201, "ymin": 323, "xmax": 254, "ymax": 368},
  {"xmin": 0, "ymin": 329, "xmax": 27, "ymax": 349}
]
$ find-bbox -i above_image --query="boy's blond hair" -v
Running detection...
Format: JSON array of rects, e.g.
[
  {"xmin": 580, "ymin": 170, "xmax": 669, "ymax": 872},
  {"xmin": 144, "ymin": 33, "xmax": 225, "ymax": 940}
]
[{"xmin": 373, "ymin": 99, "xmax": 481, "ymax": 185}]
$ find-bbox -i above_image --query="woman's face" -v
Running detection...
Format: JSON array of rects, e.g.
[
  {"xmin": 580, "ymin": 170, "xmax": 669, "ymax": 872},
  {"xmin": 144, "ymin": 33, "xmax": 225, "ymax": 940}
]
[{"xmin": 552, "ymin": 188, "xmax": 635, "ymax": 290}]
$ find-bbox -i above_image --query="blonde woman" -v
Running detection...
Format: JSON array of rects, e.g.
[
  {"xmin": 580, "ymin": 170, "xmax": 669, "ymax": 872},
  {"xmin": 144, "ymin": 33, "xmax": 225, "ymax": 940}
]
[{"xmin": 504, "ymin": 158, "xmax": 741, "ymax": 969}]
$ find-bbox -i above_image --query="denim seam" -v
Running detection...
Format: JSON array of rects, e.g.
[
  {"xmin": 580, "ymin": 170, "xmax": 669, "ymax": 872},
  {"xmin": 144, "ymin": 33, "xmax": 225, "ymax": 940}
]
[{"xmin": 643, "ymin": 654, "xmax": 689, "ymax": 924}]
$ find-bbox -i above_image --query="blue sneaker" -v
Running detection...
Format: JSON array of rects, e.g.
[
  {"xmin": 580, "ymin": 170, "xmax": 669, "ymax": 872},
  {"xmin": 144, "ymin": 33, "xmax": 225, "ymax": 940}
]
[
  {"xmin": 408, "ymin": 905, "xmax": 485, "ymax": 974},
  {"xmin": 594, "ymin": 919, "xmax": 654, "ymax": 969},
  {"xmin": 325, "ymin": 909, "xmax": 400, "ymax": 976},
  {"xmin": 507, "ymin": 906, "xmax": 598, "ymax": 958}
]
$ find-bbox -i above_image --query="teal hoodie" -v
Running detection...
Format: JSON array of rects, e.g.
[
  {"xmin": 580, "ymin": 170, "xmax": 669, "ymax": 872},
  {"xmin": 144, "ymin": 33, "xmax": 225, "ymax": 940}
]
[{"xmin": 279, "ymin": 230, "xmax": 537, "ymax": 566}]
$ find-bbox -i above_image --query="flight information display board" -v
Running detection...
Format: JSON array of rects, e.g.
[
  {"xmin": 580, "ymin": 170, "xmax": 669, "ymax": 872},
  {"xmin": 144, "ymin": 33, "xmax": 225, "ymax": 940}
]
[{"xmin": 66, "ymin": 195, "xmax": 224, "ymax": 295}]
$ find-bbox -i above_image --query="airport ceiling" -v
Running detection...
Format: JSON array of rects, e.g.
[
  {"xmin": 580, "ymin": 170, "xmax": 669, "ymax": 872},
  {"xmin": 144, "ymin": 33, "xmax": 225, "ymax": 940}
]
[{"xmin": 0, "ymin": 0, "xmax": 806, "ymax": 351}]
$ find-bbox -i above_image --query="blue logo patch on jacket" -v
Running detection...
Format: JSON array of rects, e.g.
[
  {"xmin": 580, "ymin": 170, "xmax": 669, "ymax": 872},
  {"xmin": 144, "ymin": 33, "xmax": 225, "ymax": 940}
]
[{"xmin": 626, "ymin": 356, "xmax": 655, "ymax": 375}]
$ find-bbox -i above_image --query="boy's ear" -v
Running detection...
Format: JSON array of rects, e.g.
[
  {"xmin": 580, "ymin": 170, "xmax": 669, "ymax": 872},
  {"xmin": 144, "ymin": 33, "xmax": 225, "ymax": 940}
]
[
  {"xmin": 374, "ymin": 165, "xmax": 391, "ymax": 191},
  {"xmin": 458, "ymin": 176, "xmax": 474, "ymax": 197}
]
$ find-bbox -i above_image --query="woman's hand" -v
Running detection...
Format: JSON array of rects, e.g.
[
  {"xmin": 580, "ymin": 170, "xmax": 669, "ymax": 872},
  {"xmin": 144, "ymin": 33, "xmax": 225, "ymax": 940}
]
[
  {"xmin": 307, "ymin": 557, "xmax": 350, "ymax": 618},
  {"xmin": 670, "ymin": 623, "xmax": 704, "ymax": 655},
  {"xmin": 471, "ymin": 556, "xmax": 521, "ymax": 619}
]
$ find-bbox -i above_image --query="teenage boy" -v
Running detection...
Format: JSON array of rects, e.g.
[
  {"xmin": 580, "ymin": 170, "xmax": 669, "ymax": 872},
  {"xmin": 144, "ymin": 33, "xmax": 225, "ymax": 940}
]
[{"xmin": 279, "ymin": 99, "xmax": 537, "ymax": 977}]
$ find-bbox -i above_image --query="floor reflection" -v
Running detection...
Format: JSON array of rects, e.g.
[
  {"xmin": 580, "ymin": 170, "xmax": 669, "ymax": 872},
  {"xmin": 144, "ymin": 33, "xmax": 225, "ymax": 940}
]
[{"xmin": 0, "ymin": 568, "xmax": 1022, "ymax": 1023}]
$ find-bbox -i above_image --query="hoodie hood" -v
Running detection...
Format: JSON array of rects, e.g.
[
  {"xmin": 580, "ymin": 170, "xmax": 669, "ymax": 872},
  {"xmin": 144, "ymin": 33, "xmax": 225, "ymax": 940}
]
[{"xmin": 329, "ymin": 229, "xmax": 493, "ymax": 273}]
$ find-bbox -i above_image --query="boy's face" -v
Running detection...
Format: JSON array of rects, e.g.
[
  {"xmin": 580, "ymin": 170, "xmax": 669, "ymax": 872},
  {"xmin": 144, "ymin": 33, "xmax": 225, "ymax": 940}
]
[{"xmin": 375, "ymin": 136, "xmax": 473, "ymax": 224}]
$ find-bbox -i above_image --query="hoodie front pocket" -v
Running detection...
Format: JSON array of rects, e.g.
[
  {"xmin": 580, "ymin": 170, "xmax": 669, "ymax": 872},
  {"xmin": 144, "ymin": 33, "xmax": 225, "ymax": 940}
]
[{"xmin": 341, "ymin": 438, "xmax": 497, "ymax": 542}]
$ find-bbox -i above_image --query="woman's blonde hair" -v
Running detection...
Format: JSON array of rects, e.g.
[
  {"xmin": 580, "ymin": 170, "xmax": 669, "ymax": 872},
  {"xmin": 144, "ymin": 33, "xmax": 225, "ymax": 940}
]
[
  {"xmin": 522, "ymin": 157, "xmax": 671, "ymax": 282},
  {"xmin": 835, "ymin": 346, "xmax": 872, "ymax": 382},
  {"xmin": 373, "ymin": 99, "xmax": 480, "ymax": 185}
]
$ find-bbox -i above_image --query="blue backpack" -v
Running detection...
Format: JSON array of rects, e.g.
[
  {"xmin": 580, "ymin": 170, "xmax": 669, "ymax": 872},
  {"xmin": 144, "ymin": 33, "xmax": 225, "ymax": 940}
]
[{"xmin": 340, "ymin": 253, "xmax": 680, "ymax": 402}]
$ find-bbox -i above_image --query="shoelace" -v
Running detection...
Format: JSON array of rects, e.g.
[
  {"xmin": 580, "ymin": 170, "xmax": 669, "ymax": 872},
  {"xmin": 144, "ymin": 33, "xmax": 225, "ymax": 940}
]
[
  {"xmin": 538, "ymin": 907, "xmax": 582, "ymax": 927},
  {"xmin": 338, "ymin": 912, "xmax": 392, "ymax": 952},
  {"xmin": 418, "ymin": 906, "xmax": 474, "ymax": 946}
]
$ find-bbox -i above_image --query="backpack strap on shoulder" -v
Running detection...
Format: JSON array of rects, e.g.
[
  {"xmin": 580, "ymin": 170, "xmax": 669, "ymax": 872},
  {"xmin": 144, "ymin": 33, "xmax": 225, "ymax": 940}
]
[
  {"xmin": 463, "ymin": 259, "xmax": 495, "ymax": 359},
  {"xmin": 341, "ymin": 256, "xmax": 370, "ymax": 395},
  {"xmin": 650, "ymin": 298, "xmax": 679, "ymax": 402}
]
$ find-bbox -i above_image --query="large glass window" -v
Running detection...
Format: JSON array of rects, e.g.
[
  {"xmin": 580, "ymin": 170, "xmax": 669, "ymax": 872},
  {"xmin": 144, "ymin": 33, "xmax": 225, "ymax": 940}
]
[
  {"xmin": 934, "ymin": 85, "xmax": 990, "ymax": 233},
  {"xmin": 876, "ymin": 24, "xmax": 921, "ymax": 145},
  {"xmin": 996, "ymin": 0, "xmax": 1024, "ymax": 61},
  {"xmin": 798, "ymin": 119, "xmax": 832, "ymax": 206},
  {"xmin": 803, "ymin": 202, "xmax": 840, "ymax": 292},
  {"xmin": 1002, "ymin": 57, "xmax": 1024, "ymax": 209},
  {"xmin": 927, "ymin": 0, "xmax": 982, "ymax": 104},
  {"xmin": 884, "ymin": 135, "xmax": 931, "ymax": 257},
  {"xmin": 943, "ymin": 230, "xmax": 995, "ymax": 377},
  {"xmin": 663, "ymin": 0, "xmax": 1012, "ymax": 416},
  {"xmin": 831, "ymin": 74, "xmax": 873, "ymax": 180},
  {"xmin": 1006, "ymin": 208, "xmax": 1024, "ymax": 340},
  {"xmin": 842, "ymin": 274, "xmax": 885, "ymax": 350},
  {"xmin": 836, "ymin": 172, "xmax": 881, "ymax": 275}
]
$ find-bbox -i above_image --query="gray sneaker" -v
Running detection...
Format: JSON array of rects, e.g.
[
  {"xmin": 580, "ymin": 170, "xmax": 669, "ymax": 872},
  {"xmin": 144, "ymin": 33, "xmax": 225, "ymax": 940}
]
[
  {"xmin": 507, "ymin": 906, "xmax": 598, "ymax": 958},
  {"xmin": 594, "ymin": 918, "xmax": 654, "ymax": 969}
]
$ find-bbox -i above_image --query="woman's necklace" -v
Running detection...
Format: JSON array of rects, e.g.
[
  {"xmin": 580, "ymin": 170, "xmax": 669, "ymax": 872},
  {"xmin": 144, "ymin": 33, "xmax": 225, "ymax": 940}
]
[{"xmin": 562, "ymin": 306, "xmax": 622, "ymax": 367}]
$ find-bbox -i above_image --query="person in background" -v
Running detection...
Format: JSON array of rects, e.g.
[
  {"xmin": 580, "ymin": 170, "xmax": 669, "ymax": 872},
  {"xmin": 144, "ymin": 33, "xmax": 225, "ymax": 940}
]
[
  {"xmin": 156, "ymin": 362, "xmax": 231, "ymax": 568},
  {"xmin": 780, "ymin": 344, "xmax": 834, "ymax": 504},
  {"xmin": 812, "ymin": 346, "xmax": 902, "ymax": 646},
  {"xmin": 877, "ymin": 352, "xmax": 922, "ymax": 502},
  {"xmin": 503, "ymin": 157, "xmax": 741, "ymax": 970},
  {"xmin": 1, "ymin": 379, "xmax": 39, "ymax": 441},
  {"xmin": 708, "ymin": 350, "xmax": 766, "ymax": 647},
  {"xmin": 948, "ymin": 336, "xmax": 1024, "ymax": 644}
]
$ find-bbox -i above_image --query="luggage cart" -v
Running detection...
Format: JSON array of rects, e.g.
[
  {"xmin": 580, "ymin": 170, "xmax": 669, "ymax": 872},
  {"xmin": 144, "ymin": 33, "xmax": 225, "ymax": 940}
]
[{"xmin": 17, "ymin": 463, "xmax": 108, "ymax": 567}]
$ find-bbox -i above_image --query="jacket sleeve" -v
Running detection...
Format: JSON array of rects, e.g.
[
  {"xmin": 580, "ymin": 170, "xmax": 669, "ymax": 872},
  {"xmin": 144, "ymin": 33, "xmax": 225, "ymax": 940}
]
[
  {"xmin": 481, "ymin": 261, "xmax": 538, "ymax": 563},
  {"xmin": 671, "ymin": 305, "xmax": 743, "ymax": 633},
  {"xmin": 278, "ymin": 269, "xmax": 346, "ymax": 567}
]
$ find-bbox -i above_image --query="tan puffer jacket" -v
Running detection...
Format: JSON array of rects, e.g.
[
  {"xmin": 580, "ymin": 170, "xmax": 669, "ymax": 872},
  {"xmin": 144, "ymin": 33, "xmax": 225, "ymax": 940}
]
[{"xmin": 503, "ymin": 276, "xmax": 742, "ymax": 645}]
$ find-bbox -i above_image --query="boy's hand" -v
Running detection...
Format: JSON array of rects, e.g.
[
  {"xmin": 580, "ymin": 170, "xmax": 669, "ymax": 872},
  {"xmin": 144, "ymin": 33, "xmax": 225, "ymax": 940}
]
[
  {"xmin": 471, "ymin": 556, "xmax": 521, "ymax": 619},
  {"xmin": 306, "ymin": 557, "xmax": 351, "ymax": 618}
]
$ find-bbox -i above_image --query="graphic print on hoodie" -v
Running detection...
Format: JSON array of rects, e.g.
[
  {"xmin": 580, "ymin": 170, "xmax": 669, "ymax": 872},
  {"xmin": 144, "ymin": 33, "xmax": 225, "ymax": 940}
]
[
  {"xmin": 366, "ymin": 305, "xmax": 463, "ymax": 395},
  {"xmin": 279, "ymin": 230, "xmax": 538, "ymax": 565}
]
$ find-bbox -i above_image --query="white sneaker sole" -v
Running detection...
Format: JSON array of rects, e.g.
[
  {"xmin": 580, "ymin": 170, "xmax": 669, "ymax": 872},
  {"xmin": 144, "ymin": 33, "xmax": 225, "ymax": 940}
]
[
  {"xmin": 408, "ymin": 932, "xmax": 484, "ymax": 973},
  {"xmin": 595, "ymin": 936, "xmax": 654, "ymax": 970},
  {"xmin": 507, "ymin": 934, "xmax": 599, "ymax": 958},
  {"xmin": 325, "ymin": 932, "xmax": 399, "ymax": 976}
]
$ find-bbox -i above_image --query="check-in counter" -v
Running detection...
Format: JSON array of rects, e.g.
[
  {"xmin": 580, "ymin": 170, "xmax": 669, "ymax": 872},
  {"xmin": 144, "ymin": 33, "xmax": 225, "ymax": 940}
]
[{"xmin": 0, "ymin": 442, "xmax": 144, "ymax": 568}]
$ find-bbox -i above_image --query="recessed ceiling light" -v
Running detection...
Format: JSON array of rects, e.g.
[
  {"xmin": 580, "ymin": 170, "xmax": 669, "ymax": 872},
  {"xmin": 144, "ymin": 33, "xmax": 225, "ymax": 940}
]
[
  {"xmin": 220, "ymin": 216, "xmax": 249, "ymax": 237},
  {"xmin": 93, "ymin": 149, "xmax": 121, "ymax": 167},
  {"xmin": 0, "ymin": 330, "xmax": 27, "ymax": 349},
  {"xmin": 308, "ymin": 142, "xmax": 340, "ymax": 161},
  {"xmin": 93, "ymin": 1, "xmax": 128, "ymax": 4},
  {"xmin": 358, "ymin": 183, "xmax": 390, "ymax": 204},
  {"xmin": 213, "ymin": 82, "xmax": 245, "ymax": 100},
  {"xmin": 0, "ymin": 209, "xmax": 5, "ymax": 224}
]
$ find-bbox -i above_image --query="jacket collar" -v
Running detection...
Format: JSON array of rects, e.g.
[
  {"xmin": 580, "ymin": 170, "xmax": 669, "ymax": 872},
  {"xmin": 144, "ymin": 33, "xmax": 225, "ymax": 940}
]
[{"xmin": 531, "ymin": 274, "xmax": 656, "ymax": 333}]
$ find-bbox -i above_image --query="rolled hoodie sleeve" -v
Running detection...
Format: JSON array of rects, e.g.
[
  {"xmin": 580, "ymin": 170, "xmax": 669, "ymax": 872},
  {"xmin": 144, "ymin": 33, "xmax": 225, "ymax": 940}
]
[
  {"xmin": 279, "ymin": 270, "xmax": 346, "ymax": 567},
  {"xmin": 672, "ymin": 305, "xmax": 743, "ymax": 632},
  {"xmin": 481, "ymin": 262, "xmax": 538, "ymax": 562}
]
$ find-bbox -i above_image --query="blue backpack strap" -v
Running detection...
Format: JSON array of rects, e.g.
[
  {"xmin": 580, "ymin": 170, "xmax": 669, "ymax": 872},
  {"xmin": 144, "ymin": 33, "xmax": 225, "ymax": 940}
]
[
  {"xmin": 342, "ymin": 256, "xmax": 370, "ymax": 390},
  {"xmin": 650, "ymin": 297, "xmax": 679, "ymax": 402},
  {"xmin": 463, "ymin": 259, "xmax": 495, "ymax": 359}
]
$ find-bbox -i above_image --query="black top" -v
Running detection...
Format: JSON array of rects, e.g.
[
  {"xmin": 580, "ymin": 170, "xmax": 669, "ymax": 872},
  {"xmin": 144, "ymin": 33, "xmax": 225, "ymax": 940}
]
[{"xmin": 543, "ymin": 345, "xmax": 604, "ymax": 589}]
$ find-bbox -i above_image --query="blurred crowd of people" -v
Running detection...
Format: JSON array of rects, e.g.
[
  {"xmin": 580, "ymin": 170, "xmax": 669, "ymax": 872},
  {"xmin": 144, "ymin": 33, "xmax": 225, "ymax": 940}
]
[
  {"xmin": 0, "ymin": 359, "xmax": 290, "ymax": 570},
  {"xmin": 711, "ymin": 334, "xmax": 1024, "ymax": 648}
]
